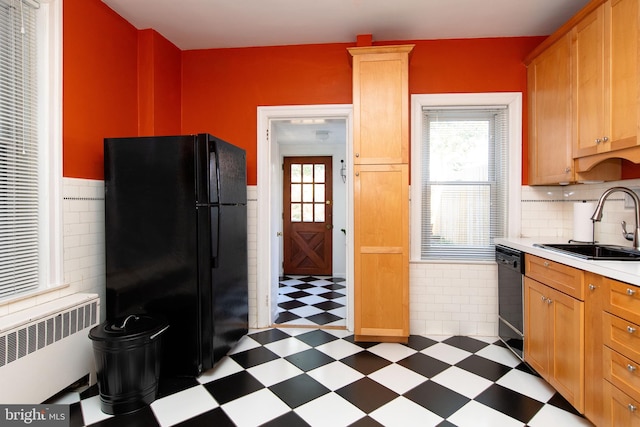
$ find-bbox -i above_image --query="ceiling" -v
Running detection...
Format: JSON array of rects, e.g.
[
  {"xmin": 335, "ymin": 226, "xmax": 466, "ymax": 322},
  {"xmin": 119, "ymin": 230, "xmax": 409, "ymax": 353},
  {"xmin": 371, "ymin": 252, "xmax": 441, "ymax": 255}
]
[{"xmin": 101, "ymin": 0, "xmax": 590, "ymax": 51}]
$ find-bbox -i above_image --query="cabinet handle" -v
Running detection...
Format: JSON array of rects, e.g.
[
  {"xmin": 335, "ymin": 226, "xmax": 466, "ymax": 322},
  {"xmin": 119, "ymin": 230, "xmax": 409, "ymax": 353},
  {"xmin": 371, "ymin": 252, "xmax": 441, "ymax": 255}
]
[
  {"xmin": 547, "ymin": 298, "xmax": 553, "ymax": 305},
  {"xmin": 564, "ymin": 166, "xmax": 571, "ymax": 173},
  {"xmin": 628, "ymin": 364, "xmax": 637, "ymax": 373},
  {"xmin": 629, "ymin": 404, "xmax": 637, "ymax": 413},
  {"xmin": 589, "ymin": 284, "xmax": 596, "ymax": 291},
  {"xmin": 627, "ymin": 288, "xmax": 636, "ymax": 296},
  {"xmin": 355, "ymin": 172, "xmax": 360, "ymax": 177},
  {"xmin": 355, "ymin": 153, "xmax": 360, "ymax": 158},
  {"xmin": 543, "ymin": 261, "xmax": 550, "ymax": 267},
  {"xmin": 603, "ymin": 136, "xmax": 609, "ymax": 143},
  {"xmin": 595, "ymin": 138, "xmax": 602, "ymax": 144},
  {"xmin": 627, "ymin": 326, "xmax": 637, "ymax": 334}
]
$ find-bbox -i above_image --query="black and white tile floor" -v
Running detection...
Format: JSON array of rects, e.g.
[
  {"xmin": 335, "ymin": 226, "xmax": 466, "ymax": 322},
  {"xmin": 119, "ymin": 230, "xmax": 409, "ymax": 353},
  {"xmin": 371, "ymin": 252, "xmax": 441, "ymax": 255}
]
[
  {"xmin": 275, "ymin": 276, "xmax": 346, "ymax": 327},
  {"xmin": 49, "ymin": 328, "xmax": 594, "ymax": 427}
]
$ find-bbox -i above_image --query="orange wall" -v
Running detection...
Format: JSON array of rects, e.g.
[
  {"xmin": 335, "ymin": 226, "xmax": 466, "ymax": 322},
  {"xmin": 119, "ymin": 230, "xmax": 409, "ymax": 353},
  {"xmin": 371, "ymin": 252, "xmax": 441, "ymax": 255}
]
[
  {"xmin": 63, "ymin": 2, "xmax": 542, "ymax": 183},
  {"xmin": 181, "ymin": 43, "xmax": 354, "ymax": 185},
  {"xmin": 64, "ymin": 1, "xmax": 181, "ymax": 180},
  {"xmin": 63, "ymin": 0, "xmax": 138, "ymax": 179},
  {"xmin": 138, "ymin": 29, "xmax": 182, "ymax": 136},
  {"xmin": 181, "ymin": 37, "xmax": 544, "ymax": 185}
]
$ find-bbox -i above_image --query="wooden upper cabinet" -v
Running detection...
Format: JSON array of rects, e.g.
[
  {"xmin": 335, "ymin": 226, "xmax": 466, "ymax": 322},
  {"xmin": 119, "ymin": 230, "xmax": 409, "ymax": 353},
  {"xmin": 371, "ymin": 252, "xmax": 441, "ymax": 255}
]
[
  {"xmin": 573, "ymin": 0, "xmax": 639, "ymax": 159},
  {"xmin": 348, "ymin": 45, "xmax": 413, "ymax": 165},
  {"xmin": 528, "ymin": 33, "xmax": 573, "ymax": 185}
]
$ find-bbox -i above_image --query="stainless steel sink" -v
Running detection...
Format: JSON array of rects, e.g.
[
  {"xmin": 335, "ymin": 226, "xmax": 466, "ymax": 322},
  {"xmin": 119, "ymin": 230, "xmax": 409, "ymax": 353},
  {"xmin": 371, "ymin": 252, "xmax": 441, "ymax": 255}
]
[{"xmin": 533, "ymin": 243, "xmax": 640, "ymax": 261}]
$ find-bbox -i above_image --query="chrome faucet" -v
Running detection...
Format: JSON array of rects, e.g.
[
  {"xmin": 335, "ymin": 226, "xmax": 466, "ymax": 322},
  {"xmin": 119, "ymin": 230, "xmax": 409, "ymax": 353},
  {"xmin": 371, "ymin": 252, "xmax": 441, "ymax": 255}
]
[{"xmin": 591, "ymin": 186, "xmax": 640, "ymax": 251}]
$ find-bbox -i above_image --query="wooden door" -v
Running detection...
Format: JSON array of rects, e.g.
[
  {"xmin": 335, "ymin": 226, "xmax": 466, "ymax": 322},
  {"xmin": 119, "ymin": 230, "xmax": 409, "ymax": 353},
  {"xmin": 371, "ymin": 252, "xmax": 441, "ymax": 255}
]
[{"xmin": 283, "ymin": 156, "xmax": 333, "ymax": 275}]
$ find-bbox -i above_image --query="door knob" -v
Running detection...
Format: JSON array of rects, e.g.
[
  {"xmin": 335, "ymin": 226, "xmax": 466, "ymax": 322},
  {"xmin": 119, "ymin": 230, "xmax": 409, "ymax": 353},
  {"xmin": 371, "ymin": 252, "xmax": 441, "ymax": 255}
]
[{"xmin": 326, "ymin": 224, "xmax": 333, "ymax": 230}]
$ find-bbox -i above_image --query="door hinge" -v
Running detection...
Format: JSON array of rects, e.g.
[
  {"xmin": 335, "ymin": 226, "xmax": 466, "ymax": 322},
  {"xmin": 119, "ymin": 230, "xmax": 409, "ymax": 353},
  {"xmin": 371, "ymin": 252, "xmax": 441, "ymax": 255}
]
[
  {"xmin": 266, "ymin": 129, "xmax": 269, "ymax": 141},
  {"xmin": 265, "ymin": 295, "xmax": 269, "ymax": 306}
]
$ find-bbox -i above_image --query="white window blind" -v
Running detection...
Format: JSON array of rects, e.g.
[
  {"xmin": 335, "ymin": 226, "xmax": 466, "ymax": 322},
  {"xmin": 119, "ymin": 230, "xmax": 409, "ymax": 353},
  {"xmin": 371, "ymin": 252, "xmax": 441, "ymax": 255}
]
[
  {"xmin": 421, "ymin": 107, "xmax": 508, "ymax": 261},
  {"xmin": 0, "ymin": 0, "xmax": 40, "ymax": 298}
]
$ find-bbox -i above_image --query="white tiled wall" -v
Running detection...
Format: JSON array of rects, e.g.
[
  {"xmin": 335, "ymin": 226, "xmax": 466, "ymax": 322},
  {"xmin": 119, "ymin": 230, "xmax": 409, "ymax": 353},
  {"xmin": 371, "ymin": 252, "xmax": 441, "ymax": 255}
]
[{"xmin": 5, "ymin": 176, "xmax": 638, "ymax": 338}]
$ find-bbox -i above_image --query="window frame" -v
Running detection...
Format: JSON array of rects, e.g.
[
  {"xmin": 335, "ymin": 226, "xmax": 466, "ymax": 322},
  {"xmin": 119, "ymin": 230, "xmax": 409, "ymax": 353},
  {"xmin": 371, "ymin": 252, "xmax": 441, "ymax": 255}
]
[
  {"xmin": 0, "ymin": 0, "xmax": 63, "ymax": 302},
  {"xmin": 410, "ymin": 93, "xmax": 522, "ymax": 263}
]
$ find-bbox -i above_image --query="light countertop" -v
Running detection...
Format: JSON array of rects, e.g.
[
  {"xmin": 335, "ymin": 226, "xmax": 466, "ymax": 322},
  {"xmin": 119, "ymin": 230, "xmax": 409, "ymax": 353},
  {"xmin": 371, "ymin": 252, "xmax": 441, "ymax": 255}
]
[{"xmin": 495, "ymin": 237, "xmax": 640, "ymax": 287}]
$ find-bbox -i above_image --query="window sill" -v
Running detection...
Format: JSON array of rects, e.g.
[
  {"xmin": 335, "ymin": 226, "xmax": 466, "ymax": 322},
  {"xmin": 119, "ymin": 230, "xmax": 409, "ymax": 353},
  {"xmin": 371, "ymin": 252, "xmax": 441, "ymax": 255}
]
[
  {"xmin": 410, "ymin": 259, "xmax": 496, "ymax": 266},
  {"xmin": 0, "ymin": 283, "xmax": 70, "ymax": 308}
]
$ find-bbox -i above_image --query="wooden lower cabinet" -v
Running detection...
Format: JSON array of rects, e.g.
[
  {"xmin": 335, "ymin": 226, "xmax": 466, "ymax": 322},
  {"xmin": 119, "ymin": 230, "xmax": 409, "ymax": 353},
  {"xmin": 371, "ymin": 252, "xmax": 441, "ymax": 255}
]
[
  {"xmin": 353, "ymin": 164, "xmax": 408, "ymax": 342},
  {"xmin": 524, "ymin": 276, "xmax": 585, "ymax": 411}
]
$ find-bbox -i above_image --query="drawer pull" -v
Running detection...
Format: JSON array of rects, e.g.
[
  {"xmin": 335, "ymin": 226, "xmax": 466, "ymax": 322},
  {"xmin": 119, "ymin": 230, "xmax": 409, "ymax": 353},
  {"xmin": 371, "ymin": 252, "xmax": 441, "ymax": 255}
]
[
  {"xmin": 628, "ymin": 364, "xmax": 637, "ymax": 373},
  {"xmin": 543, "ymin": 261, "xmax": 550, "ymax": 267},
  {"xmin": 627, "ymin": 326, "xmax": 637, "ymax": 334},
  {"xmin": 589, "ymin": 284, "xmax": 596, "ymax": 291},
  {"xmin": 627, "ymin": 288, "xmax": 637, "ymax": 296},
  {"xmin": 629, "ymin": 404, "xmax": 637, "ymax": 413}
]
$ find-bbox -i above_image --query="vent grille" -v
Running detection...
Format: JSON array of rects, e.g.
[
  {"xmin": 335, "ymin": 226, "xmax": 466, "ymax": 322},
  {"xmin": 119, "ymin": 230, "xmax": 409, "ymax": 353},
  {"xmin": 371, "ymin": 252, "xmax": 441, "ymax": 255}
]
[{"xmin": 0, "ymin": 301, "xmax": 98, "ymax": 368}]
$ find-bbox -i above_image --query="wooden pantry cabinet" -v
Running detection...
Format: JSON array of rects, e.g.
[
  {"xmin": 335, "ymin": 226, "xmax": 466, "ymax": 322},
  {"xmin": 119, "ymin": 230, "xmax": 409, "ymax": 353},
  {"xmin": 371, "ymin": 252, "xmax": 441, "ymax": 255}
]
[
  {"xmin": 573, "ymin": 0, "xmax": 639, "ymax": 165},
  {"xmin": 524, "ymin": 255, "xmax": 585, "ymax": 412},
  {"xmin": 348, "ymin": 45, "xmax": 413, "ymax": 343}
]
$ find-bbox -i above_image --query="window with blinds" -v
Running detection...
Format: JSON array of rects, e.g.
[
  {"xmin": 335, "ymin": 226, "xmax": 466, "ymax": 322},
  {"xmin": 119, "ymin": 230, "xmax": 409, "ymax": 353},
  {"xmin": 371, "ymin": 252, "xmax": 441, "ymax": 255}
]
[
  {"xmin": 420, "ymin": 107, "xmax": 508, "ymax": 261},
  {"xmin": 0, "ymin": 0, "xmax": 40, "ymax": 298}
]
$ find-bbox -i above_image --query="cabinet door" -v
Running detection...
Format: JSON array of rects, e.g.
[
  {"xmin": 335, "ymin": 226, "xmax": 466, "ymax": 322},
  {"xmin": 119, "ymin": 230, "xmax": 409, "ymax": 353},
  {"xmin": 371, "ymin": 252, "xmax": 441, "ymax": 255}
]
[
  {"xmin": 548, "ymin": 285, "xmax": 585, "ymax": 412},
  {"xmin": 349, "ymin": 46, "xmax": 412, "ymax": 165},
  {"xmin": 608, "ymin": 0, "xmax": 638, "ymax": 151},
  {"xmin": 573, "ymin": 4, "xmax": 605, "ymax": 158},
  {"xmin": 525, "ymin": 277, "xmax": 550, "ymax": 376},
  {"xmin": 528, "ymin": 33, "xmax": 573, "ymax": 185},
  {"xmin": 354, "ymin": 164, "xmax": 409, "ymax": 341},
  {"xmin": 585, "ymin": 272, "xmax": 605, "ymax": 426}
]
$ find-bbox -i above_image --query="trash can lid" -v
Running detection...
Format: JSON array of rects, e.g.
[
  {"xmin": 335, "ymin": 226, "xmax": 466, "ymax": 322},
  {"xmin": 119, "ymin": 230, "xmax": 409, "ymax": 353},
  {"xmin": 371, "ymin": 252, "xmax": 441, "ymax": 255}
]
[{"xmin": 89, "ymin": 314, "xmax": 168, "ymax": 342}]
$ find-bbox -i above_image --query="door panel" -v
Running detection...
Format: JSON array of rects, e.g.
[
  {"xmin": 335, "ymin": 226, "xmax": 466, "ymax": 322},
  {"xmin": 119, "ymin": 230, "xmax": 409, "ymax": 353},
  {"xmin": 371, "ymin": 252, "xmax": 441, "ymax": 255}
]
[{"xmin": 283, "ymin": 156, "xmax": 333, "ymax": 275}]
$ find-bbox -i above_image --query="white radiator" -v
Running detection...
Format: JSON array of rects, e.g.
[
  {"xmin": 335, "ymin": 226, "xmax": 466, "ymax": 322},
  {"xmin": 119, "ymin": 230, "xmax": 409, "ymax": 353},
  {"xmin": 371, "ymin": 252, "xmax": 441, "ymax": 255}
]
[{"xmin": 0, "ymin": 293, "xmax": 100, "ymax": 403}]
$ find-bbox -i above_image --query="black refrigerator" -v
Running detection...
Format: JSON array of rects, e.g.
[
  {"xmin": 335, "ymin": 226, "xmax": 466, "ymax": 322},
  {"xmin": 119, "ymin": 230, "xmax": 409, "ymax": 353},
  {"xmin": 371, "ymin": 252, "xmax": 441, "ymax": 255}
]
[{"xmin": 104, "ymin": 133, "xmax": 248, "ymax": 377}]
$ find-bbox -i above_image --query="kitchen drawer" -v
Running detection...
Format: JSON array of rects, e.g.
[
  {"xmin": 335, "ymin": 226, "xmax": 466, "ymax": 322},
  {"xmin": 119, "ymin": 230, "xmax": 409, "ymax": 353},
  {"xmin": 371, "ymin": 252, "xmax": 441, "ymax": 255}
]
[
  {"xmin": 603, "ymin": 380, "xmax": 640, "ymax": 427},
  {"xmin": 604, "ymin": 312, "xmax": 640, "ymax": 364},
  {"xmin": 525, "ymin": 254, "xmax": 584, "ymax": 300},
  {"xmin": 605, "ymin": 278, "xmax": 640, "ymax": 326},
  {"xmin": 604, "ymin": 346, "xmax": 640, "ymax": 403}
]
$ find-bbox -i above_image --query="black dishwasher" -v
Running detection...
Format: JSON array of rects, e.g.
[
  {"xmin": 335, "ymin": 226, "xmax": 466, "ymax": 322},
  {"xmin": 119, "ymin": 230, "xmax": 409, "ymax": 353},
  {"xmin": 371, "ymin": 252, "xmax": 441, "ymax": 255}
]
[{"xmin": 496, "ymin": 245, "xmax": 525, "ymax": 361}]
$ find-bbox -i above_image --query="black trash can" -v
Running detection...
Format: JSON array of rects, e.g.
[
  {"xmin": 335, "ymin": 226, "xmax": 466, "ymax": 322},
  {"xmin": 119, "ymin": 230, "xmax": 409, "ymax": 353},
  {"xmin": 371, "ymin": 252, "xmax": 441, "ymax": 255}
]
[{"xmin": 89, "ymin": 314, "xmax": 169, "ymax": 415}]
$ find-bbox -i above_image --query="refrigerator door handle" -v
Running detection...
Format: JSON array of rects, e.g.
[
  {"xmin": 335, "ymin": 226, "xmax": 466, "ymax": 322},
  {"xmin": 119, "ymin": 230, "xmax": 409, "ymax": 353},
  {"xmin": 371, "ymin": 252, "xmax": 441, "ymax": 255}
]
[{"xmin": 211, "ymin": 206, "xmax": 220, "ymax": 268}]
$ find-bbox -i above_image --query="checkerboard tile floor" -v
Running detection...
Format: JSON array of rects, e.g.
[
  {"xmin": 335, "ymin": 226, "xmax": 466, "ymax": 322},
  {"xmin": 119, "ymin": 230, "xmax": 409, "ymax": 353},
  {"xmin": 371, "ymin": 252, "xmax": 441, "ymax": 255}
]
[
  {"xmin": 49, "ymin": 328, "xmax": 594, "ymax": 427},
  {"xmin": 275, "ymin": 276, "xmax": 346, "ymax": 327}
]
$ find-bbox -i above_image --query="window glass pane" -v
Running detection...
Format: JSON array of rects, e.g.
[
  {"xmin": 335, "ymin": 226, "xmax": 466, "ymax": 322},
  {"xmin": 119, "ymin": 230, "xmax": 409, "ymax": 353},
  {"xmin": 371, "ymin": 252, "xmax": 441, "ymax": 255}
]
[
  {"xmin": 302, "ymin": 184, "xmax": 313, "ymax": 202},
  {"xmin": 314, "ymin": 165, "xmax": 325, "ymax": 183},
  {"xmin": 427, "ymin": 184, "xmax": 490, "ymax": 247},
  {"xmin": 291, "ymin": 184, "xmax": 301, "ymax": 202},
  {"xmin": 428, "ymin": 119, "xmax": 489, "ymax": 181},
  {"xmin": 291, "ymin": 164, "xmax": 302, "ymax": 183},
  {"xmin": 314, "ymin": 184, "xmax": 324, "ymax": 203},
  {"xmin": 314, "ymin": 204, "xmax": 325, "ymax": 222},
  {"xmin": 302, "ymin": 164, "xmax": 313, "ymax": 182},
  {"xmin": 291, "ymin": 204, "xmax": 301, "ymax": 222},
  {"xmin": 302, "ymin": 204, "xmax": 313, "ymax": 222}
]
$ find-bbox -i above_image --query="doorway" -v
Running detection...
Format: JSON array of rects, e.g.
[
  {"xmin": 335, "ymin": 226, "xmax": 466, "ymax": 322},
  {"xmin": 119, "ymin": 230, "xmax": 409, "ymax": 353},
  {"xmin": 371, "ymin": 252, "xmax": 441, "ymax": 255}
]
[{"xmin": 256, "ymin": 105, "xmax": 353, "ymax": 329}]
